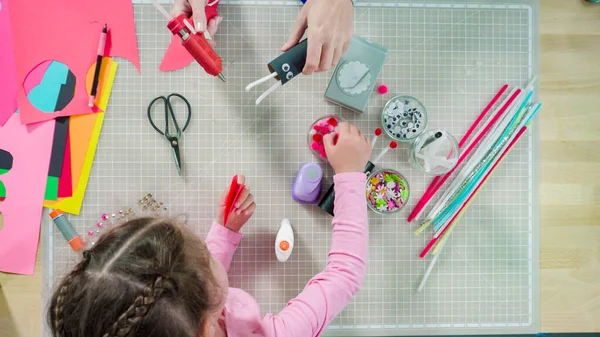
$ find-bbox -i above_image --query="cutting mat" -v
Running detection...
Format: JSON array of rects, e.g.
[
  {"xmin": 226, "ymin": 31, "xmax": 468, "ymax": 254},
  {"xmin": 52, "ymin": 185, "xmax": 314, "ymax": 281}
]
[{"xmin": 42, "ymin": 0, "xmax": 540, "ymax": 335}]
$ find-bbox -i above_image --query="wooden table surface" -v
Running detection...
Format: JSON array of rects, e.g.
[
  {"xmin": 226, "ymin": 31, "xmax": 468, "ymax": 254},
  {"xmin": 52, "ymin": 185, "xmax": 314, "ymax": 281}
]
[{"xmin": 1, "ymin": 0, "xmax": 599, "ymax": 335}]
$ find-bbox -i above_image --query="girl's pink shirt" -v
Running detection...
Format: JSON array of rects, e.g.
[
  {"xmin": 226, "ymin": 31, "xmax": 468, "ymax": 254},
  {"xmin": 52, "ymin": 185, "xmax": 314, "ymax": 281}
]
[{"xmin": 205, "ymin": 172, "xmax": 368, "ymax": 337}]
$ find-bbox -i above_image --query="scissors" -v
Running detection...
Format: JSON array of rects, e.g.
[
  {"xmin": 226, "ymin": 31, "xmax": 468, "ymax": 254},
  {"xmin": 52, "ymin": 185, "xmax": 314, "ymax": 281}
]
[{"xmin": 147, "ymin": 93, "xmax": 192, "ymax": 176}]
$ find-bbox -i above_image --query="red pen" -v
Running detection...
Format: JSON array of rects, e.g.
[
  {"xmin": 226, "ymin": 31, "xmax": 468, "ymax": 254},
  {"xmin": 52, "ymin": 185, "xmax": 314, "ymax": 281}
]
[{"xmin": 152, "ymin": 0, "xmax": 225, "ymax": 81}]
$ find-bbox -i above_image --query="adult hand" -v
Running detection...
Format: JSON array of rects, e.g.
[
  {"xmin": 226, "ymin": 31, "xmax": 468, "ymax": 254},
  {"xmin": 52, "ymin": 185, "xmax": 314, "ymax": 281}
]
[
  {"xmin": 171, "ymin": 0, "xmax": 223, "ymax": 47},
  {"xmin": 282, "ymin": 0, "xmax": 353, "ymax": 75},
  {"xmin": 215, "ymin": 175, "xmax": 257, "ymax": 232},
  {"xmin": 324, "ymin": 123, "xmax": 372, "ymax": 174}
]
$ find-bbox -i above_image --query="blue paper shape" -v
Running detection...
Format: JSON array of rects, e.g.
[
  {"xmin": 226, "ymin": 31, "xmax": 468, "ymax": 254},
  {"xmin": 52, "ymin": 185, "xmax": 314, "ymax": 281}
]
[{"xmin": 26, "ymin": 61, "xmax": 69, "ymax": 113}]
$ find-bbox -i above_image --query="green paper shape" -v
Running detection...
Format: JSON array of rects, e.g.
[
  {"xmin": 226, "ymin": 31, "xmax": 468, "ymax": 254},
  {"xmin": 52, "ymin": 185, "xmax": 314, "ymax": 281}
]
[
  {"xmin": 0, "ymin": 168, "xmax": 8, "ymax": 198},
  {"xmin": 44, "ymin": 176, "xmax": 59, "ymax": 200}
]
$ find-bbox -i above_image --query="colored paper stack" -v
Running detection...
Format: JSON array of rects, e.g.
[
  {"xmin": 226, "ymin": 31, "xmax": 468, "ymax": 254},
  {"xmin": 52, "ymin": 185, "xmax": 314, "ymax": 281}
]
[{"xmin": 0, "ymin": 0, "xmax": 138, "ymax": 275}]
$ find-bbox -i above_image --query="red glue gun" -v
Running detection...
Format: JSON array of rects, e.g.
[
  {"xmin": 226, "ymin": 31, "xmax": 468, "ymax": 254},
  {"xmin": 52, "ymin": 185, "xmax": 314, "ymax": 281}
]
[{"xmin": 167, "ymin": 14, "xmax": 225, "ymax": 82}]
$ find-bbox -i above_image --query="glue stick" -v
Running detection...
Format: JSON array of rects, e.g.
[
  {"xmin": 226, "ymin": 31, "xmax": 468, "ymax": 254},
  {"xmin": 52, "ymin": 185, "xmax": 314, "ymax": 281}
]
[{"xmin": 49, "ymin": 210, "xmax": 85, "ymax": 252}]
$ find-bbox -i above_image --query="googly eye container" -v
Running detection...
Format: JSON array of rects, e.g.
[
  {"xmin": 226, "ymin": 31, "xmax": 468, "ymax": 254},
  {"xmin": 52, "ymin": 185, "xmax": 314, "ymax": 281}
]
[
  {"xmin": 307, "ymin": 115, "xmax": 345, "ymax": 161},
  {"xmin": 381, "ymin": 95, "xmax": 428, "ymax": 142},
  {"xmin": 365, "ymin": 169, "xmax": 410, "ymax": 215}
]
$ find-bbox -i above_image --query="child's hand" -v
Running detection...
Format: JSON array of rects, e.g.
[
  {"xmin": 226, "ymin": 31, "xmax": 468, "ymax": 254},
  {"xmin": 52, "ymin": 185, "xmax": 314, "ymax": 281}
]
[
  {"xmin": 171, "ymin": 0, "xmax": 223, "ymax": 47},
  {"xmin": 215, "ymin": 175, "xmax": 256, "ymax": 232},
  {"xmin": 324, "ymin": 123, "xmax": 372, "ymax": 174}
]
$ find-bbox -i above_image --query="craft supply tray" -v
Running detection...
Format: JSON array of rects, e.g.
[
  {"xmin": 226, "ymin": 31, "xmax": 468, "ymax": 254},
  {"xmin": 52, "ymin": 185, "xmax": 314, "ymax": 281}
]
[{"xmin": 42, "ymin": 1, "xmax": 540, "ymax": 335}]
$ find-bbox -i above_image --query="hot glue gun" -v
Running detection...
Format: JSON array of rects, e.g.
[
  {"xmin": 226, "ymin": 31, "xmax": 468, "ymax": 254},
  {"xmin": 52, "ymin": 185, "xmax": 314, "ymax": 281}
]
[{"xmin": 153, "ymin": 0, "xmax": 225, "ymax": 81}]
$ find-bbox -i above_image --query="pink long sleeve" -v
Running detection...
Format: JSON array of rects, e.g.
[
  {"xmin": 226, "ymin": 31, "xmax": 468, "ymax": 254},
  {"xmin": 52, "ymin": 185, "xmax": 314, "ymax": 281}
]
[
  {"xmin": 262, "ymin": 172, "xmax": 369, "ymax": 337},
  {"xmin": 205, "ymin": 222, "xmax": 242, "ymax": 272}
]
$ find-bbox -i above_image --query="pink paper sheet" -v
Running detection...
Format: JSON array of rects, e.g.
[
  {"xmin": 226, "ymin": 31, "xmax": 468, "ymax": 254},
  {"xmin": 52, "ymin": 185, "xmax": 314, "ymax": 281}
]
[
  {"xmin": 0, "ymin": 0, "xmax": 18, "ymax": 126},
  {"xmin": 8, "ymin": 0, "xmax": 139, "ymax": 125},
  {"xmin": 57, "ymin": 131, "xmax": 73, "ymax": 198},
  {"xmin": 160, "ymin": 36, "xmax": 194, "ymax": 71},
  {"xmin": 0, "ymin": 114, "xmax": 55, "ymax": 275}
]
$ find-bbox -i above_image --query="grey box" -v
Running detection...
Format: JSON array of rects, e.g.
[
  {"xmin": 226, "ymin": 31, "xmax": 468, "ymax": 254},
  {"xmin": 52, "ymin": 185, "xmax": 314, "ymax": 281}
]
[{"xmin": 324, "ymin": 35, "xmax": 388, "ymax": 113}]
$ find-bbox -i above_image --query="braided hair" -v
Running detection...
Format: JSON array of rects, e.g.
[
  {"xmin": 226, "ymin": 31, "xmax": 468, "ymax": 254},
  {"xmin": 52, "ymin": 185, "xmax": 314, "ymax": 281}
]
[{"xmin": 48, "ymin": 218, "xmax": 220, "ymax": 337}]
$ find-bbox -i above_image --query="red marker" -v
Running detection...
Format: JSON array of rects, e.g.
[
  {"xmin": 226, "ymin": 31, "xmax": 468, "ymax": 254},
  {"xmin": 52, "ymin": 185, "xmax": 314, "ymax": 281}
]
[{"xmin": 223, "ymin": 175, "xmax": 245, "ymax": 226}]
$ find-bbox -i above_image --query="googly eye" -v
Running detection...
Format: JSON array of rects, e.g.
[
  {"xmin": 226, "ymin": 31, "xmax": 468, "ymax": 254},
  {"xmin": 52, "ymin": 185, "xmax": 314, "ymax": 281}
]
[
  {"xmin": 282, "ymin": 63, "xmax": 291, "ymax": 72},
  {"xmin": 286, "ymin": 72, "xmax": 293, "ymax": 80}
]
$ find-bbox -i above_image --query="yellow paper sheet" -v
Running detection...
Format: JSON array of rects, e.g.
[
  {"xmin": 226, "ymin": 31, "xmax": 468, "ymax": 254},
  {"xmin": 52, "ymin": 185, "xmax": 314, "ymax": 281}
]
[
  {"xmin": 44, "ymin": 62, "xmax": 118, "ymax": 214},
  {"xmin": 85, "ymin": 57, "xmax": 114, "ymax": 111},
  {"xmin": 69, "ymin": 113, "xmax": 97, "ymax": 189}
]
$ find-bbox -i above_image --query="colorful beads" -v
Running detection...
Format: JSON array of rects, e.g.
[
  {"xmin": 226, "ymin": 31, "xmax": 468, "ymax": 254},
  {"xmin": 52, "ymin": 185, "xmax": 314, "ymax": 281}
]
[
  {"xmin": 88, "ymin": 229, "xmax": 95, "ymax": 236},
  {"xmin": 366, "ymin": 170, "xmax": 409, "ymax": 214},
  {"xmin": 101, "ymin": 213, "xmax": 109, "ymax": 221},
  {"xmin": 308, "ymin": 115, "xmax": 343, "ymax": 161},
  {"xmin": 96, "ymin": 221, "xmax": 104, "ymax": 228}
]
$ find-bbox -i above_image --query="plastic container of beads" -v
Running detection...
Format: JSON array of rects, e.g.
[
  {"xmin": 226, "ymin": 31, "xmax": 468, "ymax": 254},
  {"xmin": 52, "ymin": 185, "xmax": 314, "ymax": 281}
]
[
  {"xmin": 409, "ymin": 129, "xmax": 459, "ymax": 176},
  {"xmin": 307, "ymin": 115, "xmax": 345, "ymax": 161},
  {"xmin": 381, "ymin": 95, "xmax": 428, "ymax": 142},
  {"xmin": 365, "ymin": 169, "xmax": 410, "ymax": 214}
]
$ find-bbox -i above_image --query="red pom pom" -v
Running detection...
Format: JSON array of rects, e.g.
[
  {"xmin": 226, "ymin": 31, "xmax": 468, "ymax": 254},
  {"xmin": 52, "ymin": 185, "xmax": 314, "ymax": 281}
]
[
  {"xmin": 390, "ymin": 141, "xmax": 398, "ymax": 149},
  {"xmin": 328, "ymin": 117, "xmax": 338, "ymax": 127},
  {"xmin": 312, "ymin": 133, "xmax": 323, "ymax": 142},
  {"xmin": 375, "ymin": 128, "xmax": 382, "ymax": 136},
  {"xmin": 377, "ymin": 85, "xmax": 388, "ymax": 95}
]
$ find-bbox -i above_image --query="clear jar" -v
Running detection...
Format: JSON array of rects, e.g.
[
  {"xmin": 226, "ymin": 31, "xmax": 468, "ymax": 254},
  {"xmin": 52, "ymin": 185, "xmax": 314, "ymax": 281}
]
[
  {"xmin": 307, "ymin": 115, "xmax": 345, "ymax": 161},
  {"xmin": 381, "ymin": 95, "xmax": 428, "ymax": 142},
  {"xmin": 409, "ymin": 129, "xmax": 459, "ymax": 176},
  {"xmin": 365, "ymin": 169, "xmax": 410, "ymax": 214}
]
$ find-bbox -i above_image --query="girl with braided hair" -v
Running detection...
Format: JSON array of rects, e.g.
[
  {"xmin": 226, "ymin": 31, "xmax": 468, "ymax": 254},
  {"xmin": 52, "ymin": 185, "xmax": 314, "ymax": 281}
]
[{"xmin": 49, "ymin": 122, "xmax": 372, "ymax": 337}]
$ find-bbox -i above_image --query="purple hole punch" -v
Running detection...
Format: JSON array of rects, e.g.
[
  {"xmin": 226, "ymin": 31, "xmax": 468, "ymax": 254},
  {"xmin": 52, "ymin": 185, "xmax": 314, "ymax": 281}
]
[{"xmin": 292, "ymin": 163, "xmax": 323, "ymax": 204}]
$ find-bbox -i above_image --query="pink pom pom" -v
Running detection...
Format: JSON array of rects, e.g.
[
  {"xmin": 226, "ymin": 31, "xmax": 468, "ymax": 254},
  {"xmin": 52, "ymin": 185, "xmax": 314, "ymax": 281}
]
[
  {"xmin": 378, "ymin": 85, "xmax": 388, "ymax": 95},
  {"xmin": 311, "ymin": 141, "xmax": 320, "ymax": 150}
]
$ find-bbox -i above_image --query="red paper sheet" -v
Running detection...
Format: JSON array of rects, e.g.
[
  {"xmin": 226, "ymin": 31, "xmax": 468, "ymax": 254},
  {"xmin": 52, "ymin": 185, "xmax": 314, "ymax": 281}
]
[
  {"xmin": 0, "ymin": 0, "xmax": 18, "ymax": 126},
  {"xmin": 159, "ymin": 36, "xmax": 195, "ymax": 72},
  {"xmin": 57, "ymin": 131, "xmax": 73, "ymax": 198},
  {"xmin": 8, "ymin": 0, "xmax": 139, "ymax": 125}
]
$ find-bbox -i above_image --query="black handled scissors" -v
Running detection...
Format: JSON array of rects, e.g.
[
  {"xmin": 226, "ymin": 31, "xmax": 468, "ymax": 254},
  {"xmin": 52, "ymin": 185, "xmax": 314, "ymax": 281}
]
[{"xmin": 147, "ymin": 93, "xmax": 192, "ymax": 176}]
